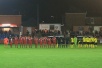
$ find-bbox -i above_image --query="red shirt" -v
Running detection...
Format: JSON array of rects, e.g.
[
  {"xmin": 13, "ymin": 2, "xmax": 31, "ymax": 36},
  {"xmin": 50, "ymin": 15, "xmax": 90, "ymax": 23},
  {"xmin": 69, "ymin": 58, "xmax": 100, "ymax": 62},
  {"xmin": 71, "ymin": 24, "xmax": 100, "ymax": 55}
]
[
  {"xmin": 39, "ymin": 38, "xmax": 43, "ymax": 45},
  {"xmin": 28, "ymin": 37, "xmax": 32, "ymax": 44},
  {"xmin": 52, "ymin": 37, "xmax": 56, "ymax": 44},
  {"xmin": 4, "ymin": 38, "xmax": 9, "ymax": 44},
  {"xmin": 43, "ymin": 37, "xmax": 47, "ymax": 44},
  {"xmin": 34, "ymin": 37, "xmax": 38, "ymax": 44},
  {"xmin": 47, "ymin": 38, "xmax": 51, "ymax": 44},
  {"xmin": 23, "ymin": 37, "xmax": 27, "ymax": 44},
  {"xmin": 19, "ymin": 37, "xmax": 23, "ymax": 44},
  {"xmin": 14, "ymin": 37, "xmax": 18, "ymax": 44}
]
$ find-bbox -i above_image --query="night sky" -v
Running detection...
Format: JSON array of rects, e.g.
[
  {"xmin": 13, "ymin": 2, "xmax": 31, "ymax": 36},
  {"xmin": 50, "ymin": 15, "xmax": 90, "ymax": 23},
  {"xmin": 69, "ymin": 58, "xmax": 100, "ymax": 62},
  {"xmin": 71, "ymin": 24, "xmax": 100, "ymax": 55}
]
[{"xmin": 0, "ymin": 0, "xmax": 102, "ymax": 23}]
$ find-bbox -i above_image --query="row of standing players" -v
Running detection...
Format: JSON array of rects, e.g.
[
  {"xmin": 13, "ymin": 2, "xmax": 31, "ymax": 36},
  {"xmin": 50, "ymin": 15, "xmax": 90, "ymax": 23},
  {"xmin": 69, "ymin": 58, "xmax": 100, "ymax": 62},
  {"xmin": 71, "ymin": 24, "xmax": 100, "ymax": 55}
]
[
  {"xmin": 71, "ymin": 36, "xmax": 98, "ymax": 48},
  {"xmin": 4, "ymin": 36, "xmax": 98, "ymax": 48},
  {"xmin": 4, "ymin": 36, "xmax": 58, "ymax": 48}
]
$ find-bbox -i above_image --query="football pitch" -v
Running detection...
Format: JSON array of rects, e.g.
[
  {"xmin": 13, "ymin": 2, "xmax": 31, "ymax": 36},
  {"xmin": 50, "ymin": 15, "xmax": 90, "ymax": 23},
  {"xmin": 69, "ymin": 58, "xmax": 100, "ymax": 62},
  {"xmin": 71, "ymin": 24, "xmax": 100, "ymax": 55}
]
[{"xmin": 0, "ymin": 44, "xmax": 102, "ymax": 68}]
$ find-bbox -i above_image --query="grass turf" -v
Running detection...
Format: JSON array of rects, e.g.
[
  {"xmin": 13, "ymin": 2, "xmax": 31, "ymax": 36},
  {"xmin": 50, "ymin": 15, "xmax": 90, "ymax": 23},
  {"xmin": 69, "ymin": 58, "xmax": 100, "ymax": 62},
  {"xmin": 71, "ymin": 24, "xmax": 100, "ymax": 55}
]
[{"xmin": 0, "ymin": 44, "xmax": 102, "ymax": 68}]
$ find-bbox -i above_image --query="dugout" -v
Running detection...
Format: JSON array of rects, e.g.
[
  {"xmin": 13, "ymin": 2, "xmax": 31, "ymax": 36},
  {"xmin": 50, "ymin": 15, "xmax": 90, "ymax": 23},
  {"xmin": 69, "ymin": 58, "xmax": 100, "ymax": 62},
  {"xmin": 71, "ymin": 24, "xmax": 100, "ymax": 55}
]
[{"xmin": 0, "ymin": 15, "xmax": 22, "ymax": 43}]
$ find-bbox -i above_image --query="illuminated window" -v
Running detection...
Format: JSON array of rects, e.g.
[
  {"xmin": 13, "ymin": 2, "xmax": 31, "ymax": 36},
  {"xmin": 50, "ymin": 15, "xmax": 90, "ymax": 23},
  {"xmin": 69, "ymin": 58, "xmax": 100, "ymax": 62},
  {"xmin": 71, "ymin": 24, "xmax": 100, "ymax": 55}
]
[
  {"xmin": 3, "ymin": 28, "xmax": 10, "ymax": 31},
  {"xmin": 0, "ymin": 24, "xmax": 17, "ymax": 27},
  {"xmin": 2, "ymin": 24, "xmax": 10, "ymax": 26}
]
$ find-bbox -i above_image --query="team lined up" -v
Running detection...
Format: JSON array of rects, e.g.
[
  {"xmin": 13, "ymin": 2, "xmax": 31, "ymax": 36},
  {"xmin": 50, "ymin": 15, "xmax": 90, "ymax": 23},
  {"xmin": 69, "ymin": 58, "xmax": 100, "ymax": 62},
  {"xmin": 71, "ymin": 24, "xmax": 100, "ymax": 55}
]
[
  {"xmin": 4, "ymin": 36, "xmax": 57, "ymax": 48},
  {"xmin": 71, "ymin": 36, "xmax": 98, "ymax": 48}
]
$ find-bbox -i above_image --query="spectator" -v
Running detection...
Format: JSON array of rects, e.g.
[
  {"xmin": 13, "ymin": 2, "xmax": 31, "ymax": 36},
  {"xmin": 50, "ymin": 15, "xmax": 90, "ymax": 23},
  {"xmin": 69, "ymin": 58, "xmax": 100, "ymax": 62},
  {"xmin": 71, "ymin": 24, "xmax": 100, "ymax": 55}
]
[
  {"xmin": 26, "ymin": 30, "xmax": 29, "ymax": 36},
  {"xmin": 31, "ymin": 30, "xmax": 35, "ymax": 38}
]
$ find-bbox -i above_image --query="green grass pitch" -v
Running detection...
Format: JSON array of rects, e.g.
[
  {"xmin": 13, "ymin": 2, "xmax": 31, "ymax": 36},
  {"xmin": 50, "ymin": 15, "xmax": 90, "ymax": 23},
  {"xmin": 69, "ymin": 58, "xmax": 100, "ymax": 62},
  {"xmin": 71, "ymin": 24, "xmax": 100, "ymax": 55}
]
[{"xmin": 0, "ymin": 44, "xmax": 102, "ymax": 68}]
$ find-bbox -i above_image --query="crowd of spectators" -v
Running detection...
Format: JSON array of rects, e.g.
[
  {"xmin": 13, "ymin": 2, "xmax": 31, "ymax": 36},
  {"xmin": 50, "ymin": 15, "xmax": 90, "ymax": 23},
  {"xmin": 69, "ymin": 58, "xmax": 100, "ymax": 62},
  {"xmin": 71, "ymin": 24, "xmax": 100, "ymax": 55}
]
[
  {"xmin": 27, "ymin": 29, "xmax": 102, "ymax": 38},
  {"xmin": 1, "ymin": 29, "xmax": 102, "ymax": 40},
  {"xmin": 69, "ymin": 30, "xmax": 102, "ymax": 38},
  {"xmin": 0, "ymin": 30, "xmax": 19, "ymax": 40},
  {"xmin": 30, "ymin": 29, "xmax": 62, "ymax": 38}
]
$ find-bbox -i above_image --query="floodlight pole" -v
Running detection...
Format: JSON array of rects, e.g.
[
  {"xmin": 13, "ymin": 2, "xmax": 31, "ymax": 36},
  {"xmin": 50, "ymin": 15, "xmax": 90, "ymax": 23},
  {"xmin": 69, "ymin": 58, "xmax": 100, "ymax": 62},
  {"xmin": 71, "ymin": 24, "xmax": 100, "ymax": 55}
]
[{"xmin": 37, "ymin": 3, "xmax": 39, "ymax": 29}]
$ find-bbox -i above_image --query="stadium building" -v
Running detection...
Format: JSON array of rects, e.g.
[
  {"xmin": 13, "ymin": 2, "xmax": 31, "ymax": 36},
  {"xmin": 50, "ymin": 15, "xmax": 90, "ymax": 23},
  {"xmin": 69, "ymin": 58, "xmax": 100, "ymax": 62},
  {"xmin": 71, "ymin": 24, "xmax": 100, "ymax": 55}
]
[
  {"xmin": 0, "ymin": 15, "xmax": 22, "ymax": 40},
  {"xmin": 65, "ymin": 13, "xmax": 102, "ymax": 32}
]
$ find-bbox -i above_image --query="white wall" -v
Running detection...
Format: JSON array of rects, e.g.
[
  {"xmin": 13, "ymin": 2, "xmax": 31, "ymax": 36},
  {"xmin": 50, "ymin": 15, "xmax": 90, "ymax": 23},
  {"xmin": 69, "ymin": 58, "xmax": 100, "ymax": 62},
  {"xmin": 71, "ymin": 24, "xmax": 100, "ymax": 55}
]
[
  {"xmin": 54, "ymin": 24, "xmax": 61, "ymax": 30},
  {"xmin": 39, "ymin": 24, "xmax": 61, "ymax": 31},
  {"xmin": 27, "ymin": 27, "xmax": 31, "ymax": 34},
  {"xmin": 39, "ymin": 24, "xmax": 49, "ymax": 30},
  {"xmin": 94, "ymin": 26, "xmax": 102, "ymax": 31}
]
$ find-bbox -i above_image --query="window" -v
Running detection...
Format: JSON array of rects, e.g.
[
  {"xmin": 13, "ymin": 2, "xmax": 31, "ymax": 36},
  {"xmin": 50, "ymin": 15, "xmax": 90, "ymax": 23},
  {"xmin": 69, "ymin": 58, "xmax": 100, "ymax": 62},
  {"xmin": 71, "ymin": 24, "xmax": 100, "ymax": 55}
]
[
  {"xmin": 50, "ymin": 25, "xmax": 54, "ymax": 30},
  {"xmin": 3, "ymin": 28, "xmax": 10, "ymax": 31}
]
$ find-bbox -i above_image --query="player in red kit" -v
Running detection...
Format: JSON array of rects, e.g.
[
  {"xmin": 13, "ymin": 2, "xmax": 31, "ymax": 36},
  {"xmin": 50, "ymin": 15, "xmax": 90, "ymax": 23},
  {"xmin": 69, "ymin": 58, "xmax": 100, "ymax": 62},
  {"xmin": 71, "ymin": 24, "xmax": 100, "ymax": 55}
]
[
  {"xmin": 14, "ymin": 36, "xmax": 19, "ymax": 48},
  {"xmin": 47, "ymin": 37, "xmax": 52, "ymax": 48},
  {"xmin": 23, "ymin": 36, "xmax": 28, "ymax": 48},
  {"xmin": 19, "ymin": 35, "xmax": 23, "ymax": 48},
  {"xmin": 10, "ymin": 38, "xmax": 13, "ymax": 48},
  {"xmin": 39, "ymin": 37, "xmax": 43, "ymax": 48},
  {"xmin": 28, "ymin": 36, "xmax": 32, "ymax": 48},
  {"xmin": 34, "ymin": 37, "xmax": 39, "ymax": 48},
  {"xmin": 43, "ymin": 37, "xmax": 47, "ymax": 48},
  {"xmin": 52, "ymin": 36, "xmax": 57, "ymax": 48}
]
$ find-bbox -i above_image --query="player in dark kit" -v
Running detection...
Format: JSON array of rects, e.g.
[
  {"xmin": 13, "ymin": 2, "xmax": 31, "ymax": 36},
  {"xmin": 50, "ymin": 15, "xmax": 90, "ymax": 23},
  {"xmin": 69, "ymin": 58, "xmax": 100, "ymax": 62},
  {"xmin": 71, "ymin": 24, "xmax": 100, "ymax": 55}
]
[
  {"xmin": 52, "ymin": 36, "xmax": 56, "ymax": 48},
  {"xmin": 14, "ymin": 36, "xmax": 19, "ymax": 48},
  {"xmin": 28, "ymin": 36, "xmax": 32, "ymax": 48},
  {"xmin": 57, "ymin": 37, "xmax": 61, "ymax": 48},
  {"xmin": 70, "ymin": 37, "xmax": 74, "ymax": 48},
  {"xmin": 10, "ymin": 38, "xmax": 13, "ymax": 48},
  {"xmin": 39, "ymin": 37, "xmax": 43, "ymax": 48},
  {"xmin": 65, "ymin": 36, "xmax": 69, "ymax": 48},
  {"xmin": 34, "ymin": 37, "xmax": 39, "ymax": 48},
  {"xmin": 61, "ymin": 37, "xmax": 66, "ymax": 48}
]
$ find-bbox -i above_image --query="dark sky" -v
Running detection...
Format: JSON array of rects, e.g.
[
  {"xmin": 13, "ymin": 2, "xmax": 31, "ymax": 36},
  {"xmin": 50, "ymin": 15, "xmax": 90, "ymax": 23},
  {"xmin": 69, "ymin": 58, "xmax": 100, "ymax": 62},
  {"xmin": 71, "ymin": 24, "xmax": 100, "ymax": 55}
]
[{"xmin": 0, "ymin": 0, "xmax": 102, "ymax": 23}]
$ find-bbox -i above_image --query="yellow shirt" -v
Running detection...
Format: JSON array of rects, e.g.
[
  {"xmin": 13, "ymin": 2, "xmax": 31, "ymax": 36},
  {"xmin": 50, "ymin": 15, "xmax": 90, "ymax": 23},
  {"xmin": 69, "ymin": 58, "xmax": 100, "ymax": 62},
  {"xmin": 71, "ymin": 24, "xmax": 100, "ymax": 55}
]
[
  {"xmin": 86, "ymin": 37, "xmax": 90, "ymax": 42},
  {"xmin": 71, "ymin": 38, "xmax": 74, "ymax": 43},
  {"xmin": 91, "ymin": 37, "xmax": 94, "ymax": 42},
  {"xmin": 94, "ymin": 38, "xmax": 97, "ymax": 43},
  {"xmin": 89, "ymin": 37, "xmax": 93, "ymax": 42},
  {"xmin": 83, "ymin": 37, "xmax": 85, "ymax": 42}
]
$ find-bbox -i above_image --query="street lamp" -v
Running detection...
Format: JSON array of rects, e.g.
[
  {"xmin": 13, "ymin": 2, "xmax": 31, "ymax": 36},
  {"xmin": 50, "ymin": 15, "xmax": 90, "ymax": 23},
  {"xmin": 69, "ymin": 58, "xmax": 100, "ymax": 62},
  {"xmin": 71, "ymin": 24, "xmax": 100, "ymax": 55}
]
[
  {"xmin": 42, "ymin": 21, "xmax": 44, "ymax": 23},
  {"xmin": 51, "ymin": 16, "xmax": 54, "ymax": 18},
  {"xmin": 50, "ymin": 16, "xmax": 54, "ymax": 23}
]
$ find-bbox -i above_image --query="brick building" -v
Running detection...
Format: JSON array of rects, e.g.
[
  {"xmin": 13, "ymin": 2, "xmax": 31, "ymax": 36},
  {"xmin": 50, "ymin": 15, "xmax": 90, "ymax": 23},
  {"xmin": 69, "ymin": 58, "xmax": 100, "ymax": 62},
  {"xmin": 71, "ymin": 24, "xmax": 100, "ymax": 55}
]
[
  {"xmin": 65, "ymin": 13, "xmax": 102, "ymax": 31},
  {"xmin": 0, "ymin": 15, "xmax": 21, "ymax": 34}
]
